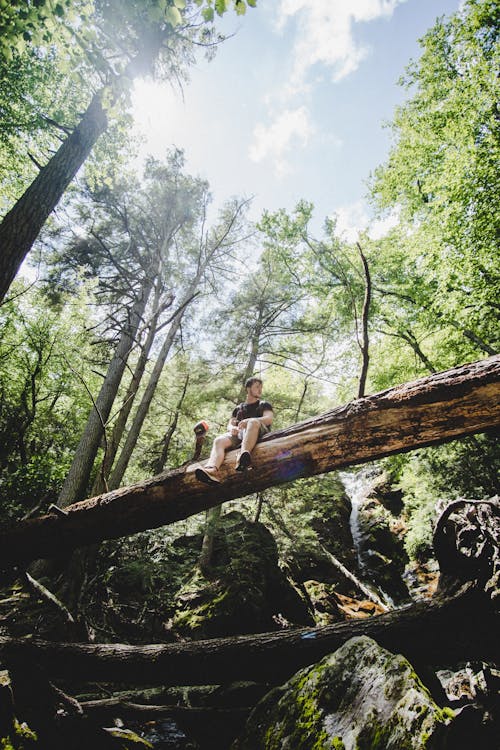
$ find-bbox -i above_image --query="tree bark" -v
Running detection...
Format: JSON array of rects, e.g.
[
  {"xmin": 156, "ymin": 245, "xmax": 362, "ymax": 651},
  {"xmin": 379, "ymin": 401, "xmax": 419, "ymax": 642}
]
[
  {"xmin": 356, "ymin": 242, "xmax": 371, "ymax": 398},
  {"xmin": 0, "ymin": 586, "xmax": 496, "ymax": 688},
  {"xmin": 0, "ymin": 92, "xmax": 108, "ymax": 303},
  {"xmin": 0, "ymin": 356, "xmax": 499, "ymax": 567}
]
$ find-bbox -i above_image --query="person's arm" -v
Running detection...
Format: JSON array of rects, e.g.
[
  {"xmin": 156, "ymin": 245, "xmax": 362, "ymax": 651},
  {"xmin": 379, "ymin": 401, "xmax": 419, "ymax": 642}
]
[{"xmin": 260, "ymin": 408, "xmax": 273, "ymax": 427}]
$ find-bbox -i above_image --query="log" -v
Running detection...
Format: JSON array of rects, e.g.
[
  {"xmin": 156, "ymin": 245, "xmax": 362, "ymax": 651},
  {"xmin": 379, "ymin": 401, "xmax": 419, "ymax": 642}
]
[
  {"xmin": 1, "ymin": 356, "xmax": 499, "ymax": 567},
  {"xmin": 0, "ymin": 587, "xmax": 497, "ymax": 688}
]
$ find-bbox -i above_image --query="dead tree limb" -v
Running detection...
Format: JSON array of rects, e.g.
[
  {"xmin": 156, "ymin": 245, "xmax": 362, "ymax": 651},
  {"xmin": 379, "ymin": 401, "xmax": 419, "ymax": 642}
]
[
  {"xmin": 0, "ymin": 586, "xmax": 496, "ymax": 688},
  {"xmin": 0, "ymin": 356, "xmax": 499, "ymax": 568},
  {"xmin": 22, "ymin": 571, "xmax": 75, "ymax": 625}
]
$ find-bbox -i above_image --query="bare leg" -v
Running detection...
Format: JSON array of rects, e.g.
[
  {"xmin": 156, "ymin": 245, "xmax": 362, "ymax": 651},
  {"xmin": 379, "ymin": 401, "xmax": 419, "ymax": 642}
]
[
  {"xmin": 236, "ymin": 419, "xmax": 262, "ymax": 471},
  {"xmin": 240, "ymin": 419, "xmax": 260, "ymax": 454},
  {"xmin": 207, "ymin": 434, "xmax": 234, "ymax": 469},
  {"xmin": 196, "ymin": 434, "xmax": 235, "ymax": 485}
]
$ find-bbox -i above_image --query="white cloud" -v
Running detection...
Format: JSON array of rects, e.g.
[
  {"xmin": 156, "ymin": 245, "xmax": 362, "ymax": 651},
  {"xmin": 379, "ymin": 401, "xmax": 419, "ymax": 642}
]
[
  {"xmin": 249, "ymin": 106, "xmax": 315, "ymax": 177},
  {"xmin": 331, "ymin": 201, "xmax": 401, "ymax": 242},
  {"xmin": 368, "ymin": 207, "xmax": 400, "ymax": 239},
  {"xmin": 277, "ymin": 0, "xmax": 407, "ymax": 89},
  {"xmin": 331, "ymin": 200, "xmax": 369, "ymax": 242}
]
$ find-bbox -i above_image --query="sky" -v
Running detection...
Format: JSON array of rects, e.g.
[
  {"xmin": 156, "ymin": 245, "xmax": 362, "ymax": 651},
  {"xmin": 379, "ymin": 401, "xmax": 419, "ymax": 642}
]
[{"xmin": 131, "ymin": 0, "xmax": 463, "ymax": 241}]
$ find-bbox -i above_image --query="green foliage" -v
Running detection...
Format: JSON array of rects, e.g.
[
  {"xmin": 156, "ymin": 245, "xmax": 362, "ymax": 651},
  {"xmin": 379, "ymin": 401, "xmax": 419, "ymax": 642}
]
[
  {"xmin": 0, "ymin": 0, "xmax": 258, "ymax": 210},
  {"xmin": 0, "ymin": 0, "xmax": 92, "ymax": 60},
  {"xmin": 384, "ymin": 433, "xmax": 500, "ymax": 560},
  {"xmin": 370, "ymin": 0, "xmax": 499, "ymax": 365},
  {"xmin": 0, "ymin": 46, "xmax": 96, "ymax": 209},
  {"xmin": 0, "ymin": 282, "xmax": 101, "ymax": 520}
]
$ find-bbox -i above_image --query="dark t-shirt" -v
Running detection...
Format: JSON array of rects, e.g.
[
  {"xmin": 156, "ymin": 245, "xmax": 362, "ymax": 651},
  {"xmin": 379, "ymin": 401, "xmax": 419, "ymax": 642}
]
[{"xmin": 232, "ymin": 400, "xmax": 273, "ymax": 423}]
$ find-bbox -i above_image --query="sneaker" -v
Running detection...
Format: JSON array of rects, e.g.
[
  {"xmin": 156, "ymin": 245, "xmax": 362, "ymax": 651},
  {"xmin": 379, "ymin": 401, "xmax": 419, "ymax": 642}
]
[
  {"xmin": 235, "ymin": 450, "xmax": 252, "ymax": 472},
  {"xmin": 195, "ymin": 466, "xmax": 221, "ymax": 485}
]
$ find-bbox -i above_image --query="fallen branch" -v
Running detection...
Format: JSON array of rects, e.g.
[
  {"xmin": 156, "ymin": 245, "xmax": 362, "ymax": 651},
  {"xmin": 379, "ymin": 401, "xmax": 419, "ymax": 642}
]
[
  {"xmin": 22, "ymin": 571, "xmax": 75, "ymax": 625},
  {"xmin": 318, "ymin": 543, "xmax": 389, "ymax": 611}
]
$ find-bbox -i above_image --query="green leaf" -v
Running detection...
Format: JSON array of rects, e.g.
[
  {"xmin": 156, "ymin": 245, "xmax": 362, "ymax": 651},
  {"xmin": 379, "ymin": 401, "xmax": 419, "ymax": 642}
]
[
  {"xmin": 235, "ymin": 0, "xmax": 246, "ymax": 14},
  {"xmin": 202, "ymin": 7, "xmax": 214, "ymax": 21},
  {"xmin": 215, "ymin": 0, "xmax": 228, "ymax": 16},
  {"xmin": 164, "ymin": 6, "xmax": 183, "ymax": 25},
  {"xmin": 173, "ymin": 0, "xmax": 186, "ymax": 8},
  {"xmin": 247, "ymin": 0, "xmax": 257, "ymax": 6}
]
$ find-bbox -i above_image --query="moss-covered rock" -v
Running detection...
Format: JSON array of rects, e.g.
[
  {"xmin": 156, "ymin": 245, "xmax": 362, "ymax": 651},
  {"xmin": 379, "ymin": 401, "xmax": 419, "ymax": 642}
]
[
  {"xmin": 281, "ymin": 475, "xmax": 359, "ymax": 599},
  {"xmin": 171, "ymin": 511, "xmax": 314, "ymax": 639},
  {"xmin": 233, "ymin": 636, "xmax": 457, "ymax": 749}
]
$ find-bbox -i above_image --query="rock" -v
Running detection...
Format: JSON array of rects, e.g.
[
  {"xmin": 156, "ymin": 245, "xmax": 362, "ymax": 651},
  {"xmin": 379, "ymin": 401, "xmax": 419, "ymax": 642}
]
[
  {"xmin": 285, "ymin": 475, "xmax": 359, "ymax": 598},
  {"xmin": 171, "ymin": 512, "xmax": 314, "ymax": 639},
  {"xmin": 0, "ymin": 670, "xmax": 38, "ymax": 748},
  {"xmin": 357, "ymin": 498, "xmax": 410, "ymax": 604},
  {"xmin": 332, "ymin": 593, "xmax": 386, "ymax": 619},
  {"xmin": 365, "ymin": 471, "xmax": 404, "ymax": 515},
  {"xmin": 437, "ymin": 660, "xmax": 500, "ymax": 745},
  {"xmin": 302, "ymin": 581, "xmax": 344, "ymax": 626},
  {"xmin": 403, "ymin": 559, "xmax": 439, "ymax": 601},
  {"xmin": 234, "ymin": 636, "xmax": 457, "ymax": 749}
]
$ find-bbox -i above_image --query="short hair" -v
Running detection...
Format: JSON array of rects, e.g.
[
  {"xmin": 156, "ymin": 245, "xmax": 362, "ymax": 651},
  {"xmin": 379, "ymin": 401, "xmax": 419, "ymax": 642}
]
[{"xmin": 245, "ymin": 376, "xmax": 263, "ymax": 389}]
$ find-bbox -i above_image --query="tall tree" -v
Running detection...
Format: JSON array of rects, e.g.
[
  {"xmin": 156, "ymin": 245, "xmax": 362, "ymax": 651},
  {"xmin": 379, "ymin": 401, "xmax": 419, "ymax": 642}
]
[
  {"xmin": 54, "ymin": 152, "xmax": 212, "ymax": 505},
  {"xmin": 0, "ymin": 0, "xmax": 258, "ymax": 303},
  {"xmin": 370, "ymin": 0, "xmax": 499, "ymax": 358}
]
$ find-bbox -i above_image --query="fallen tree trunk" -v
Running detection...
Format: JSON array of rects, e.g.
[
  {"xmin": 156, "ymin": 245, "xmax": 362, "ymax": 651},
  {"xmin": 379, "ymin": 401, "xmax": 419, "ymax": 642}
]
[
  {"xmin": 0, "ymin": 586, "xmax": 497, "ymax": 687},
  {"xmin": 1, "ymin": 499, "xmax": 496, "ymax": 688},
  {"xmin": 1, "ymin": 356, "xmax": 499, "ymax": 567}
]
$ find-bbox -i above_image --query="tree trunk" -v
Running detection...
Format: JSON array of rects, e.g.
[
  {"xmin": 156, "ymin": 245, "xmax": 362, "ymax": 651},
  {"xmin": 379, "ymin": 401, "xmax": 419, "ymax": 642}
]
[
  {"xmin": 153, "ymin": 371, "xmax": 190, "ymax": 474},
  {"xmin": 107, "ymin": 310, "xmax": 183, "ymax": 489},
  {"xmin": 0, "ymin": 92, "xmax": 108, "ymax": 303},
  {"xmin": 91, "ymin": 284, "xmax": 165, "ymax": 496},
  {"xmin": 356, "ymin": 242, "xmax": 371, "ymax": 398},
  {"xmin": 0, "ymin": 586, "xmax": 496, "ymax": 688},
  {"xmin": 0, "ymin": 356, "xmax": 498, "ymax": 567},
  {"xmin": 198, "ymin": 504, "xmax": 223, "ymax": 574},
  {"xmin": 57, "ymin": 281, "xmax": 153, "ymax": 507}
]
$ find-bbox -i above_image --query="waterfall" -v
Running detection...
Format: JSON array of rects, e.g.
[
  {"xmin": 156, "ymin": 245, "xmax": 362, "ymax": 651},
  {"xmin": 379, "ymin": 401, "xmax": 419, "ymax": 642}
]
[
  {"xmin": 340, "ymin": 466, "xmax": 397, "ymax": 609},
  {"xmin": 340, "ymin": 466, "xmax": 378, "ymax": 572}
]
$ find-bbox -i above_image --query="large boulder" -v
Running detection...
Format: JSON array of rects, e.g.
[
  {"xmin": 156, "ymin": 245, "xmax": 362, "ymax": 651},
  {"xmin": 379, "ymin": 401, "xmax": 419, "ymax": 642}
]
[
  {"xmin": 171, "ymin": 511, "xmax": 314, "ymax": 639},
  {"xmin": 234, "ymin": 636, "xmax": 457, "ymax": 749}
]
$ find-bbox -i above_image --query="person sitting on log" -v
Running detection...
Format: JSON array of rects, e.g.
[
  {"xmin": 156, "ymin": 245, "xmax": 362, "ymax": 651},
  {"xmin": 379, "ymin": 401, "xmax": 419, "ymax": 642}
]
[{"xmin": 195, "ymin": 377, "xmax": 273, "ymax": 485}]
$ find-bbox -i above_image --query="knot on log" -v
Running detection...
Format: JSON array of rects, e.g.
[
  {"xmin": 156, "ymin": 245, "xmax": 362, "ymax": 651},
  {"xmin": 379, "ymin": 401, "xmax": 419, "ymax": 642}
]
[{"xmin": 434, "ymin": 496, "xmax": 500, "ymax": 607}]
